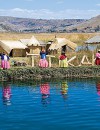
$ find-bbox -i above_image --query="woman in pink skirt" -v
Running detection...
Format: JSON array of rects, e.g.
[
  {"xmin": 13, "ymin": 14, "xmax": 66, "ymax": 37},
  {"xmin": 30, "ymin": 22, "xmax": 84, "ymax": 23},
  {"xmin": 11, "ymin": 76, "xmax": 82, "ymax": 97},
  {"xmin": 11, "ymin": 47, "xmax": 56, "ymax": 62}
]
[
  {"xmin": 0, "ymin": 53, "xmax": 4, "ymax": 69},
  {"xmin": 95, "ymin": 50, "xmax": 100, "ymax": 65},
  {"xmin": 1, "ymin": 53, "xmax": 10, "ymax": 69},
  {"xmin": 39, "ymin": 48, "xmax": 48, "ymax": 68},
  {"xmin": 7, "ymin": 55, "xmax": 10, "ymax": 69}
]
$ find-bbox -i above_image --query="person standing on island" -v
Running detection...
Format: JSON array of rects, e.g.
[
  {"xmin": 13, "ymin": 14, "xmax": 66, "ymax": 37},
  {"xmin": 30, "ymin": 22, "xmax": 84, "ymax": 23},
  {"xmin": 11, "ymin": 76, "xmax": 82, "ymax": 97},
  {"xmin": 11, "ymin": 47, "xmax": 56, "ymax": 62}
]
[
  {"xmin": 95, "ymin": 50, "xmax": 100, "ymax": 65},
  {"xmin": 39, "ymin": 48, "xmax": 48, "ymax": 68},
  {"xmin": 1, "ymin": 52, "xmax": 10, "ymax": 69},
  {"xmin": 59, "ymin": 51, "xmax": 68, "ymax": 67}
]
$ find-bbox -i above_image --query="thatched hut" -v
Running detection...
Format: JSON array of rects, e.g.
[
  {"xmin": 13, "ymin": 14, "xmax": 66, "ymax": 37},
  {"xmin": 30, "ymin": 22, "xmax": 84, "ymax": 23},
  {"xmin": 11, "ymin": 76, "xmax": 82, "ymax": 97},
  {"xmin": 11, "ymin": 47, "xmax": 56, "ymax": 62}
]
[
  {"xmin": 85, "ymin": 35, "xmax": 100, "ymax": 51},
  {"xmin": 0, "ymin": 40, "xmax": 27, "ymax": 57},
  {"xmin": 49, "ymin": 38, "xmax": 77, "ymax": 54},
  {"xmin": 20, "ymin": 36, "xmax": 46, "ymax": 54}
]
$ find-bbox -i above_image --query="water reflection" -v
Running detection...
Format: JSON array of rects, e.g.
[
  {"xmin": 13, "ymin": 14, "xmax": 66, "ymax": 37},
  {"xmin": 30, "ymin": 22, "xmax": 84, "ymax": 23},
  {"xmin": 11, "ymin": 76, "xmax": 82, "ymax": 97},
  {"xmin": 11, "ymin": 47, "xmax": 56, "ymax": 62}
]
[
  {"xmin": 2, "ymin": 83, "xmax": 12, "ymax": 105},
  {"xmin": 61, "ymin": 81, "xmax": 68, "ymax": 100},
  {"xmin": 40, "ymin": 83, "xmax": 50, "ymax": 106},
  {"xmin": 96, "ymin": 81, "xmax": 100, "ymax": 96}
]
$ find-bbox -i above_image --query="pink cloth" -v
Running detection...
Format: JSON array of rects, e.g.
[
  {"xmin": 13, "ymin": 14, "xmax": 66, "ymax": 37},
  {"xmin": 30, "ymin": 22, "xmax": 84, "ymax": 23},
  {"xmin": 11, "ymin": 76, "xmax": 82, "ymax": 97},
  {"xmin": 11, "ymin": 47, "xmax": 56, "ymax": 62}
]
[
  {"xmin": 7, "ymin": 61, "xmax": 10, "ymax": 69},
  {"xmin": 1, "ymin": 60, "xmax": 10, "ymax": 69},
  {"xmin": 95, "ymin": 53, "xmax": 100, "ymax": 65},
  {"xmin": 40, "ymin": 83, "xmax": 50, "ymax": 95},
  {"xmin": 96, "ymin": 53, "xmax": 100, "ymax": 58},
  {"xmin": 3, "ymin": 86, "xmax": 11, "ymax": 99},
  {"xmin": 1, "ymin": 60, "xmax": 4, "ymax": 68},
  {"xmin": 39, "ymin": 59, "xmax": 48, "ymax": 68}
]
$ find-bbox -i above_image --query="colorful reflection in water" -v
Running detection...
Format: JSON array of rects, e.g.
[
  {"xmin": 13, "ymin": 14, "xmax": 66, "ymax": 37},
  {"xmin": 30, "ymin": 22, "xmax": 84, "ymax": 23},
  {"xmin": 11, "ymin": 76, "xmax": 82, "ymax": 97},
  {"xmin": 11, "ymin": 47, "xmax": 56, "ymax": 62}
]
[
  {"xmin": 61, "ymin": 81, "xmax": 68, "ymax": 100},
  {"xmin": 40, "ymin": 83, "xmax": 50, "ymax": 106},
  {"xmin": 0, "ymin": 79, "xmax": 100, "ymax": 130},
  {"xmin": 2, "ymin": 83, "xmax": 12, "ymax": 106},
  {"xmin": 96, "ymin": 81, "xmax": 100, "ymax": 96}
]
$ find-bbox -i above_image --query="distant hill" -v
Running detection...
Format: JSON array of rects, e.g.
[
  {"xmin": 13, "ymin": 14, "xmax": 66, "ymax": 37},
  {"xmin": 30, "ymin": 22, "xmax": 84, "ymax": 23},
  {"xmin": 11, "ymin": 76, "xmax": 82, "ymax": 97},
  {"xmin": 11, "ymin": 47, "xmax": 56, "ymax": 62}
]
[
  {"xmin": 0, "ymin": 16, "xmax": 85, "ymax": 33},
  {"xmin": 67, "ymin": 15, "xmax": 100, "ymax": 33},
  {"xmin": 0, "ymin": 15, "xmax": 99, "ymax": 33}
]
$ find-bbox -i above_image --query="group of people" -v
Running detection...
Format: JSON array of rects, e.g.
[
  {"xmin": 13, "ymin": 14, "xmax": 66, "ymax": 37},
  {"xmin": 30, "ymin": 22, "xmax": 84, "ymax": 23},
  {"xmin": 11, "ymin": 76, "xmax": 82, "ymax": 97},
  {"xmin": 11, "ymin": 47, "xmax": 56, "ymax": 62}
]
[
  {"xmin": 0, "ymin": 52, "xmax": 10, "ymax": 69},
  {"xmin": 39, "ymin": 48, "xmax": 68, "ymax": 68},
  {"xmin": 1, "ymin": 48, "xmax": 100, "ymax": 69},
  {"xmin": 39, "ymin": 48, "xmax": 100, "ymax": 68}
]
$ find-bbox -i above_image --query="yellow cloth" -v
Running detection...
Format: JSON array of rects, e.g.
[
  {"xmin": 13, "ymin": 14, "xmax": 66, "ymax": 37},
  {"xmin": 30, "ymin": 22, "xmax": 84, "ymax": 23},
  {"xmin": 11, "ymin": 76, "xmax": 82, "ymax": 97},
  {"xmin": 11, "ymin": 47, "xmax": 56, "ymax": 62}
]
[
  {"xmin": 59, "ymin": 58, "xmax": 68, "ymax": 67},
  {"xmin": 61, "ymin": 82, "xmax": 68, "ymax": 94}
]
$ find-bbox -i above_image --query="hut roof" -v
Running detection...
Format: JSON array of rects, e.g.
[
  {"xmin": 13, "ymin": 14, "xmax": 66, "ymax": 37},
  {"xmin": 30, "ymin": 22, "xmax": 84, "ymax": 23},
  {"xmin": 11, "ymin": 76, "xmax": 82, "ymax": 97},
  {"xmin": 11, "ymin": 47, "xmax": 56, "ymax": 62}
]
[
  {"xmin": 38, "ymin": 41, "xmax": 46, "ymax": 46},
  {"xmin": 20, "ymin": 39, "xmax": 30, "ymax": 45},
  {"xmin": 85, "ymin": 35, "xmax": 100, "ymax": 44},
  {"xmin": 49, "ymin": 38, "xmax": 77, "ymax": 51},
  {"xmin": 0, "ymin": 40, "xmax": 27, "ymax": 54},
  {"xmin": 20, "ymin": 36, "xmax": 46, "ymax": 46},
  {"xmin": 27, "ymin": 36, "xmax": 40, "ymax": 46}
]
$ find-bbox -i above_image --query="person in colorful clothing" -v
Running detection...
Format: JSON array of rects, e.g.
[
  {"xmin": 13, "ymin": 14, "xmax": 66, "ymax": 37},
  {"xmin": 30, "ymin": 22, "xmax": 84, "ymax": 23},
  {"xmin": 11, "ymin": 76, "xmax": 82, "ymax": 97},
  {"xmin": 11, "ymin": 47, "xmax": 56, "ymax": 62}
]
[
  {"xmin": 39, "ymin": 48, "xmax": 48, "ymax": 68},
  {"xmin": 59, "ymin": 51, "xmax": 68, "ymax": 67},
  {"xmin": 95, "ymin": 50, "xmax": 100, "ymax": 65},
  {"xmin": 6, "ymin": 54, "xmax": 10, "ymax": 69},
  {"xmin": 0, "ymin": 52, "xmax": 4, "ymax": 69},
  {"xmin": 0, "ymin": 52, "xmax": 10, "ymax": 69}
]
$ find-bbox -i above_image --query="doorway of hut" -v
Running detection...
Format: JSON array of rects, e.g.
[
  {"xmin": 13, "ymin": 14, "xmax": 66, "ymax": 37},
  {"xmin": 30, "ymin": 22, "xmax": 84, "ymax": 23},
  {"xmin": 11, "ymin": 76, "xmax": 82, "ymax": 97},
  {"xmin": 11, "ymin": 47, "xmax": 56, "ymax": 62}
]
[{"xmin": 9, "ymin": 50, "xmax": 13, "ymax": 57}]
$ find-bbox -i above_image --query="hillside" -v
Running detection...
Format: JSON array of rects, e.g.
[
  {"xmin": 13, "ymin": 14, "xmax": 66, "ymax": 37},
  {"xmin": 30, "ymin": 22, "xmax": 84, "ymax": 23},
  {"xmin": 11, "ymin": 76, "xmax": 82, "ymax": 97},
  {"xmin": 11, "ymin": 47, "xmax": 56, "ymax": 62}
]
[
  {"xmin": 0, "ymin": 16, "xmax": 85, "ymax": 33},
  {"xmin": 67, "ymin": 15, "xmax": 100, "ymax": 33},
  {"xmin": 0, "ymin": 15, "xmax": 99, "ymax": 33}
]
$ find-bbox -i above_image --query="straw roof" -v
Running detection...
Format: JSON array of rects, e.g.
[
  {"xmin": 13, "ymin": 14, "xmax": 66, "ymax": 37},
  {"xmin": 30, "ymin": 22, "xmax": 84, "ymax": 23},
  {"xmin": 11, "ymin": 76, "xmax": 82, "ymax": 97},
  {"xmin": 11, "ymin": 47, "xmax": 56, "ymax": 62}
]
[
  {"xmin": 20, "ymin": 36, "xmax": 46, "ymax": 46},
  {"xmin": 49, "ymin": 38, "xmax": 77, "ymax": 51},
  {"xmin": 20, "ymin": 39, "xmax": 30, "ymax": 45},
  {"xmin": 25, "ymin": 36, "xmax": 40, "ymax": 46},
  {"xmin": 0, "ymin": 40, "xmax": 27, "ymax": 54},
  {"xmin": 85, "ymin": 35, "xmax": 100, "ymax": 44}
]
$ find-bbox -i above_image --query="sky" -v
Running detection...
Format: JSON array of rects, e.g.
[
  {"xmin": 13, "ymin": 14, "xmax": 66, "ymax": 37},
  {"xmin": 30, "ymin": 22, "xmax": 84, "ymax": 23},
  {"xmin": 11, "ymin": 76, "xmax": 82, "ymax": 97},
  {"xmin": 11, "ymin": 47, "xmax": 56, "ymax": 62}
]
[{"xmin": 0, "ymin": 0, "xmax": 100, "ymax": 19}]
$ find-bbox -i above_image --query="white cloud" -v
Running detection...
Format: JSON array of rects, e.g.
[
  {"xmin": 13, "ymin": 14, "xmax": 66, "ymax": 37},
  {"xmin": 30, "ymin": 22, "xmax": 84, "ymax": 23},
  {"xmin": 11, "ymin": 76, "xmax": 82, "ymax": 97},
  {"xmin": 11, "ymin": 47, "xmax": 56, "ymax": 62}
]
[
  {"xmin": 0, "ymin": 8, "xmax": 100, "ymax": 19},
  {"xmin": 96, "ymin": 4, "xmax": 100, "ymax": 6}
]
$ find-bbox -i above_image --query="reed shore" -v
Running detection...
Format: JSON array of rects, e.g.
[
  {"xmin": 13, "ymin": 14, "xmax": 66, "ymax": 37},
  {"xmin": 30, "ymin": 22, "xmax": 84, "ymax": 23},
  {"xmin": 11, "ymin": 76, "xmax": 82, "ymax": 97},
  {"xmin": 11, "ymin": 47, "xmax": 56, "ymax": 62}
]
[{"xmin": 0, "ymin": 66, "xmax": 100, "ymax": 81}]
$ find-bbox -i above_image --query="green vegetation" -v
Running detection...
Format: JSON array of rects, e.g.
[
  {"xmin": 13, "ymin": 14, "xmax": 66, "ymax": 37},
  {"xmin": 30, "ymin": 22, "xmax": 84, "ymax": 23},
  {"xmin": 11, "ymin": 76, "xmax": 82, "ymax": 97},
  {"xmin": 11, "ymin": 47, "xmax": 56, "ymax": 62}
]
[{"xmin": 0, "ymin": 66, "xmax": 100, "ymax": 81}]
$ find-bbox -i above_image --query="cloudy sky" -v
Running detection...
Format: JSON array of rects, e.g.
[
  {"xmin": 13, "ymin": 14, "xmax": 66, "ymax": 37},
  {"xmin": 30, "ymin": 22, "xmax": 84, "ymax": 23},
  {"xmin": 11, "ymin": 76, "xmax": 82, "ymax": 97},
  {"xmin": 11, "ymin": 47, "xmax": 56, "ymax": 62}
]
[{"xmin": 0, "ymin": 0, "xmax": 100, "ymax": 19}]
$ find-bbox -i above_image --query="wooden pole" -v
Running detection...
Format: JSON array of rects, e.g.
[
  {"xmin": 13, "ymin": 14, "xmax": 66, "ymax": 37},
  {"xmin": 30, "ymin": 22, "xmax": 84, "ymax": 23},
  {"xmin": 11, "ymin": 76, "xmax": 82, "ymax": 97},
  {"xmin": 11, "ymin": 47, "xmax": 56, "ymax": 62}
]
[
  {"xmin": 26, "ymin": 53, "xmax": 55, "ymax": 67},
  {"xmin": 32, "ymin": 55, "xmax": 34, "ymax": 67},
  {"xmin": 48, "ymin": 56, "xmax": 51, "ymax": 67},
  {"xmin": 47, "ymin": 55, "xmax": 55, "ymax": 68},
  {"xmin": 92, "ymin": 52, "xmax": 94, "ymax": 66}
]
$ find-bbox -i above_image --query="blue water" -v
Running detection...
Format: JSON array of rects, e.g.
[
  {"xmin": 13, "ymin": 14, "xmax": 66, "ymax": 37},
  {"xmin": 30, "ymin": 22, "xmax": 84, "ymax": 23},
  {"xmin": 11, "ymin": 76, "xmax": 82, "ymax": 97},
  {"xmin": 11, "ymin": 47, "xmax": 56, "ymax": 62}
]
[{"xmin": 0, "ymin": 79, "xmax": 100, "ymax": 130}]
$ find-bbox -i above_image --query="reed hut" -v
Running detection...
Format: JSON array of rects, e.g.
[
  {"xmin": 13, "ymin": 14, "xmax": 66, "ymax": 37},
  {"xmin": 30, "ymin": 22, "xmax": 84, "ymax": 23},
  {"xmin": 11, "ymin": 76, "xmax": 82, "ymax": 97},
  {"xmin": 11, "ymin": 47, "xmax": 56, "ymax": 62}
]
[
  {"xmin": 20, "ymin": 36, "xmax": 46, "ymax": 54},
  {"xmin": 0, "ymin": 40, "xmax": 27, "ymax": 57},
  {"xmin": 85, "ymin": 35, "xmax": 100, "ymax": 51},
  {"xmin": 49, "ymin": 38, "xmax": 77, "ymax": 54}
]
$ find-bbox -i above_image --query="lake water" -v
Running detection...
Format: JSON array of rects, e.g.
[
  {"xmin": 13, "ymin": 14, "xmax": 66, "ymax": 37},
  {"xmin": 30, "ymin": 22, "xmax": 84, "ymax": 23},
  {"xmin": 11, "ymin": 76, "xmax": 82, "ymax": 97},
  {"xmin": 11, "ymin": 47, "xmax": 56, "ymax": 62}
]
[{"xmin": 0, "ymin": 79, "xmax": 100, "ymax": 130}]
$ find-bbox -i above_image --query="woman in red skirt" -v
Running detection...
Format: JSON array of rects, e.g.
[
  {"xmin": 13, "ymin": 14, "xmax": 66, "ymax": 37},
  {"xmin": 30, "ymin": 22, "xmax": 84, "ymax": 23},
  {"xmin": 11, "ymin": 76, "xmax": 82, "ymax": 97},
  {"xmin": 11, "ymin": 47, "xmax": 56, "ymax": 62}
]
[{"xmin": 95, "ymin": 50, "xmax": 100, "ymax": 65}]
